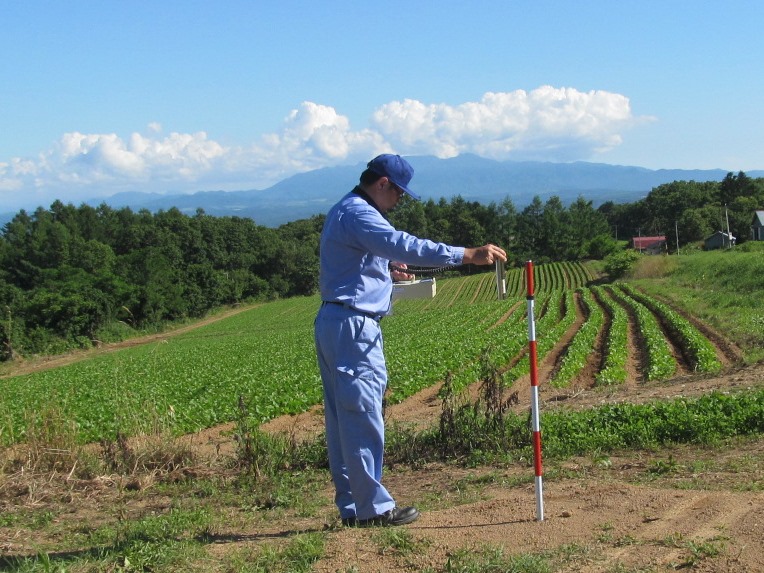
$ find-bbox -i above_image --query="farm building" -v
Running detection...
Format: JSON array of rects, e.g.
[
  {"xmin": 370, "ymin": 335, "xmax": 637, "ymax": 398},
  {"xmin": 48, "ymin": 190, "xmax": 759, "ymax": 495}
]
[
  {"xmin": 752, "ymin": 211, "xmax": 764, "ymax": 241},
  {"xmin": 704, "ymin": 230, "xmax": 736, "ymax": 250},
  {"xmin": 631, "ymin": 235, "xmax": 667, "ymax": 255}
]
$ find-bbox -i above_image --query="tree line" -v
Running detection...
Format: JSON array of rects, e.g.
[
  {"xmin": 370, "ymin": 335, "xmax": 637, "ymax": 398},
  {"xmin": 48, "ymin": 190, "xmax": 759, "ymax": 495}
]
[
  {"xmin": 1, "ymin": 171, "xmax": 761, "ymax": 360},
  {"xmin": 599, "ymin": 171, "xmax": 764, "ymax": 246}
]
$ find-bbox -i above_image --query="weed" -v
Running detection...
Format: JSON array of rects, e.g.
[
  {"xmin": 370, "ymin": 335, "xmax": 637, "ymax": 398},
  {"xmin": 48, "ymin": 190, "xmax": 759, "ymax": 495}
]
[
  {"xmin": 373, "ymin": 527, "xmax": 428, "ymax": 557},
  {"xmin": 597, "ymin": 522, "xmax": 615, "ymax": 542},
  {"xmin": 684, "ymin": 538, "xmax": 724, "ymax": 566},
  {"xmin": 233, "ymin": 394, "xmax": 325, "ymax": 476},
  {"xmin": 100, "ymin": 428, "xmax": 196, "ymax": 476},
  {"xmin": 613, "ymin": 535, "xmax": 638, "ymax": 547},
  {"xmin": 661, "ymin": 531, "xmax": 685, "ymax": 548},
  {"xmin": 240, "ymin": 532, "xmax": 325, "ymax": 573},
  {"xmin": 444, "ymin": 545, "xmax": 552, "ymax": 573},
  {"xmin": 593, "ymin": 453, "xmax": 613, "ymax": 468},
  {"xmin": 659, "ymin": 532, "xmax": 726, "ymax": 568},
  {"xmin": 646, "ymin": 455, "xmax": 680, "ymax": 476},
  {"xmin": 435, "ymin": 358, "xmax": 525, "ymax": 463},
  {"xmin": 231, "ymin": 395, "xmax": 329, "ymax": 512},
  {"xmin": 19, "ymin": 404, "xmax": 81, "ymax": 474}
]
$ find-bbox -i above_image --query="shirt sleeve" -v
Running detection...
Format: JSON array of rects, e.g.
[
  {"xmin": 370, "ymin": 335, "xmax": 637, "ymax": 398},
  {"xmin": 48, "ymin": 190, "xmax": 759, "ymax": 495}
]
[{"xmin": 349, "ymin": 204, "xmax": 464, "ymax": 266}]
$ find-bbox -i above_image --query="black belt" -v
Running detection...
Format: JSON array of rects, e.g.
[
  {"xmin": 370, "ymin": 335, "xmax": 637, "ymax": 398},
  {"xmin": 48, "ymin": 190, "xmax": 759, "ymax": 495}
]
[{"xmin": 322, "ymin": 300, "xmax": 383, "ymax": 322}]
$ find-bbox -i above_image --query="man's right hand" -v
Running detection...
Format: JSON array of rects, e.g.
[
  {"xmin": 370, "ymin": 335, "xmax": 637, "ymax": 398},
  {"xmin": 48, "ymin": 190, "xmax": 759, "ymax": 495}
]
[{"xmin": 463, "ymin": 244, "xmax": 507, "ymax": 266}]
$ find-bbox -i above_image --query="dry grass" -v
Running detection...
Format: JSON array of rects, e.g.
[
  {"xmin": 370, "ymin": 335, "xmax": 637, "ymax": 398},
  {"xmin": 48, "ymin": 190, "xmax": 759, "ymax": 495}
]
[
  {"xmin": 0, "ymin": 405, "xmax": 201, "ymax": 513},
  {"xmin": 628, "ymin": 254, "xmax": 679, "ymax": 279}
]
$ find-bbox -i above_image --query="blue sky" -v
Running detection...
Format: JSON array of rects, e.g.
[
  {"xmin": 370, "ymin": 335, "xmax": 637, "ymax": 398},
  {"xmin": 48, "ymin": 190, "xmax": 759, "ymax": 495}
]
[{"xmin": 2, "ymin": 0, "xmax": 763, "ymax": 212}]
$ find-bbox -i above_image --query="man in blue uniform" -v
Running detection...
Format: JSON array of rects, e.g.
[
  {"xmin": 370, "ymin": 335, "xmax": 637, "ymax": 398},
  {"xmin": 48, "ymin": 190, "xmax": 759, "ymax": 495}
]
[{"xmin": 315, "ymin": 154, "xmax": 507, "ymax": 527}]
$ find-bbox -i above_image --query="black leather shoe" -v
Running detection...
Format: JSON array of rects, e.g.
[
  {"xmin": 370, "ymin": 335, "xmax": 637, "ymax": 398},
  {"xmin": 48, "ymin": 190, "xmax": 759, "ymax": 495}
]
[
  {"xmin": 357, "ymin": 506, "xmax": 420, "ymax": 527},
  {"xmin": 341, "ymin": 516, "xmax": 356, "ymax": 527}
]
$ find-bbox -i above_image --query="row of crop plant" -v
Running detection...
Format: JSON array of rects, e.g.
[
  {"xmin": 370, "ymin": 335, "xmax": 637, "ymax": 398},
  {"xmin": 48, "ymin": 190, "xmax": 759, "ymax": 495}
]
[
  {"xmin": 618, "ymin": 284, "xmax": 722, "ymax": 373},
  {"xmin": 549, "ymin": 288, "xmax": 605, "ymax": 387},
  {"xmin": 532, "ymin": 261, "xmax": 593, "ymax": 293},
  {"xmin": 523, "ymin": 283, "xmax": 723, "ymax": 389},
  {"xmin": 502, "ymin": 289, "xmax": 574, "ymax": 383},
  {"xmin": 591, "ymin": 285, "xmax": 629, "ymax": 386},
  {"xmin": 605, "ymin": 285, "xmax": 677, "ymax": 381}
]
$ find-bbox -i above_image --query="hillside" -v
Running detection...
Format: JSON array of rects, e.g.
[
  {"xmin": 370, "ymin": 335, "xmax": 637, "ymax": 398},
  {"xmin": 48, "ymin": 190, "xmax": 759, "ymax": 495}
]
[{"xmin": 1, "ymin": 259, "xmax": 763, "ymax": 572}]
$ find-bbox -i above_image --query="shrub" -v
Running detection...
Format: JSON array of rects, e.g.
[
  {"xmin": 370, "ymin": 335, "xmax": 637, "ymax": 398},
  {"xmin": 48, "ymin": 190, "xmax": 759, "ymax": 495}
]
[{"xmin": 604, "ymin": 250, "xmax": 640, "ymax": 280}]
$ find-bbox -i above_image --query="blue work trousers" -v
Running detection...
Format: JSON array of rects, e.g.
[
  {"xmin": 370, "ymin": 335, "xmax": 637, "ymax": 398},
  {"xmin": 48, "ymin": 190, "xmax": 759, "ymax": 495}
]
[{"xmin": 314, "ymin": 303, "xmax": 396, "ymax": 520}]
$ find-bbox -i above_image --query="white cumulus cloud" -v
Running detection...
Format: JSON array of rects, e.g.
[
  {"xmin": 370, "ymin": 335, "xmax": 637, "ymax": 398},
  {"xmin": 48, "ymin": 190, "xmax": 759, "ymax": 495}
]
[
  {"xmin": 372, "ymin": 86, "xmax": 641, "ymax": 161},
  {"xmin": 0, "ymin": 87, "xmax": 648, "ymax": 212}
]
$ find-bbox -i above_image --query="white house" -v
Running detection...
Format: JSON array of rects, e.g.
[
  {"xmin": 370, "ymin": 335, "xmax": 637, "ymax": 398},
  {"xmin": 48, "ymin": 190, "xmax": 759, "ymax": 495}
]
[{"xmin": 752, "ymin": 211, "xmax": 764, "ymax": 241}]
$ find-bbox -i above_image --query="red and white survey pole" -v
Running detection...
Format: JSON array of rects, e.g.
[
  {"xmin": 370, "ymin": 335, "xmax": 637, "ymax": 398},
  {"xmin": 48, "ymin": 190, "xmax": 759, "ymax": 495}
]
[{"xmin": 525, "ymin": 260, "xmax": 545, "ymax": 521}]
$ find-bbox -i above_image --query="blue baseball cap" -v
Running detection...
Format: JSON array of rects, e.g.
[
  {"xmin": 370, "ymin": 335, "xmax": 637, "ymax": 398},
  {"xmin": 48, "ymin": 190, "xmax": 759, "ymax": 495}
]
[{"xmin": 367, "ymin": 154, "xmax": 420, "ymax": 200}]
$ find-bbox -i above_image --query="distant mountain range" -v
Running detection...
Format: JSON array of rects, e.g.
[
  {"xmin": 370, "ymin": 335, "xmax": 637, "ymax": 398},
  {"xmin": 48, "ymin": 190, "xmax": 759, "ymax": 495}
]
[{"xmin": 4, "ymin": 155, "xmax": 762, "ymax": 228}]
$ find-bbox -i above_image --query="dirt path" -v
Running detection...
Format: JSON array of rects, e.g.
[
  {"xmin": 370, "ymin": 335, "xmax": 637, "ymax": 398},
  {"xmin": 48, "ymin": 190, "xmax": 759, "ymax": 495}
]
[{"xmin": 0, "ymin": 304, "xmax": 258, "ymax": 380}]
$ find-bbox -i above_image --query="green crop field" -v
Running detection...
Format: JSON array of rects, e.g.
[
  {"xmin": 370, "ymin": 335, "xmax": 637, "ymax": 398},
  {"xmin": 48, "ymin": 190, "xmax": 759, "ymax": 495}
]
[{"xmin": 0, "ymin": 256, "xmax": 759, "ymax": 447}]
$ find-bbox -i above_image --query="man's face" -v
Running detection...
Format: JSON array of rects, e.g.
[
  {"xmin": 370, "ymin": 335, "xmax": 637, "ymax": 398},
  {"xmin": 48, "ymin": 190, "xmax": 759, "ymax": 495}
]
[{"xmin": 379, "ymin": 178, "xmax": 405, "ymax": 212}]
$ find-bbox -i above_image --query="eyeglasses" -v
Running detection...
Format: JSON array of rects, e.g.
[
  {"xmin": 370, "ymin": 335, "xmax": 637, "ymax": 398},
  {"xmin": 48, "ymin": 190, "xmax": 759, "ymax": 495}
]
[{"xmin": 389, "ymin": 181, "xmax": 405, "ymax": 198}]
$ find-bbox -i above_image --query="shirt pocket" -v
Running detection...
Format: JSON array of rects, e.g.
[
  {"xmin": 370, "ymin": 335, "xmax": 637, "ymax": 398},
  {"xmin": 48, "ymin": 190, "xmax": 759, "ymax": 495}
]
[{"xmin": 336, "ymin": 365, "xmax": 382, "ymax": 413}]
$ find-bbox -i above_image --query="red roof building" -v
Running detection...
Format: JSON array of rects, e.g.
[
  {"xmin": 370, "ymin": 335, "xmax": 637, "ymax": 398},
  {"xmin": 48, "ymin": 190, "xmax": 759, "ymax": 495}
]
[{"xmin": 631, "ymin": 236, "xmax": 667, "ymax": 254}]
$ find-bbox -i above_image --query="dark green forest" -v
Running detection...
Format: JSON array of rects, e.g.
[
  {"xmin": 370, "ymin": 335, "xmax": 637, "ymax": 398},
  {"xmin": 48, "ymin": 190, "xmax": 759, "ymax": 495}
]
[{"xmin": 1, "ymin": 171, "xmax": 762, "ymax": 360}]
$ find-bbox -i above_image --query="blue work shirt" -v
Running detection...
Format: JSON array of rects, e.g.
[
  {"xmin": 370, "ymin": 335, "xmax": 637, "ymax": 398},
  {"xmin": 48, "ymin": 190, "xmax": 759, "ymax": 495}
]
[{"xmin": 319, "ymin": 187, "xmax": 464, "ymax": 317}]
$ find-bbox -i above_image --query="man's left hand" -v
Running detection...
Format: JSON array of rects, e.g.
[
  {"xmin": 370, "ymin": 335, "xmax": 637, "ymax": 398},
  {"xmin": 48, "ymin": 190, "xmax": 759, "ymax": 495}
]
[{"xmin": 391, "ymin": 262, "xmax": 415, "ymax": 282}]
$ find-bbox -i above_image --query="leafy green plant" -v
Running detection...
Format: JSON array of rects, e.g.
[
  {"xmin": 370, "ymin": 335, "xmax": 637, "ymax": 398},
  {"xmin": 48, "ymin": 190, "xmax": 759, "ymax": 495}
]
[
  {"xmin": 604, "ymin": 249, "xmax": 640, "ymax": 280},
  {"xmin": 619, "ymin": 283, "xmax": 722, "ymax": 373},
  {"xmin": 607, "ymin": 285, "xmax": 676, "ymax": 381},
  {"xmin": 538, "ymin": 390, "xmax": 764, "ymax": 458},
  {"xmin": 0, "ymin": 259, "xmax": 733, "ymax": 449},
  {"xmin": 591, "ymin": 285, "xmax": 629, "ymax": 386},
  {"xmin": 550, "ymin": 288, "xmax": 604, "ymax": 387}
]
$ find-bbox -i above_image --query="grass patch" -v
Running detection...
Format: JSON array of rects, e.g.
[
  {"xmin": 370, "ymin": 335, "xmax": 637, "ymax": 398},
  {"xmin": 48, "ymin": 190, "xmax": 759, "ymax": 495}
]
[
  {"xmin": 430, "ymin": 543, "xmax": 594, "ymax": 573},
  {"xmin": 658, "ymin": 532, "xmax": 727, "ymax": 569},
  {"xmin": 1, "ymin": 507, "xmax": 212, "ymax": 572},
  {"xmin": 223, "ymin": 532, "xmax": 325, "ymax": 573},
  {"xmin": 384, "ymin": 384, "xmax": 764, "ymax": 465},
  {"xmin": 439, "ymin": 545, "xmax": 552, "ymax": 573},
  {"xmin": 372, "ymin": 527, "xmax": 430, "ymax": 558}
]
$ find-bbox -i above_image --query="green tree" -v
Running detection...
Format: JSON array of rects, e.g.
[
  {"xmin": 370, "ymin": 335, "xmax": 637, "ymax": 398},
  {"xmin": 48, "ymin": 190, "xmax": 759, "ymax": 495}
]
[
  {"xmin": 494, "ymin": 197, "xmax": 518, "ymax": 252},
  {"xmin": 720, "ymin": 171, "xmax": 756, "ymax": 205},
  {"xmin": 677, "ymin": 208, "xmax": 715, "ymax": 244},
  {"xmin": 538, "ymin": 196, "xmax": 568, "ymax": 261},
  {"xmin": 514, "ymin": 196, "xmax": 545, "ymax": 264},
  {"xmin": 389, "ymin": 196, "xmax": 429, "ymax": 236},
  {"xmin": 568, "ymin": 196, "xmax": 611, "ymax": 259}
]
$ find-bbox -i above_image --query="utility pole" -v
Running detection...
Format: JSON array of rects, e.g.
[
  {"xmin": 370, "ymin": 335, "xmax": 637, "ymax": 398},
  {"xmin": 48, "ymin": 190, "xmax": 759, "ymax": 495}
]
[
  {"xmin": 725, "ymin": 204, "xmax": 732, "ymax": 249},
  {"xmin": 3, "ymin": 305, "xmax": 12, "ymax": 360},
  {"xmin": 675, "ymin": 221, "xmax": 679, "ymax": 255}
]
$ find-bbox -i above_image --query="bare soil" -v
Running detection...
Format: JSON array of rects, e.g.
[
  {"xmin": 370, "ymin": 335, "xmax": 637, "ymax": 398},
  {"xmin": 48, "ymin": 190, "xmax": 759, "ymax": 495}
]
[{"xmin": 2, "ymin": 300, "xmax": 763, "ymax": 572}]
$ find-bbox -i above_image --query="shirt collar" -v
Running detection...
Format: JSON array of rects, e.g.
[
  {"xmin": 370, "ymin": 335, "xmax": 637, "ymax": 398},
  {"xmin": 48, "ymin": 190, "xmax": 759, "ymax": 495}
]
[{"xmin": 352, "ymin": 186, "xmax": 386, "ymax": 218}]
